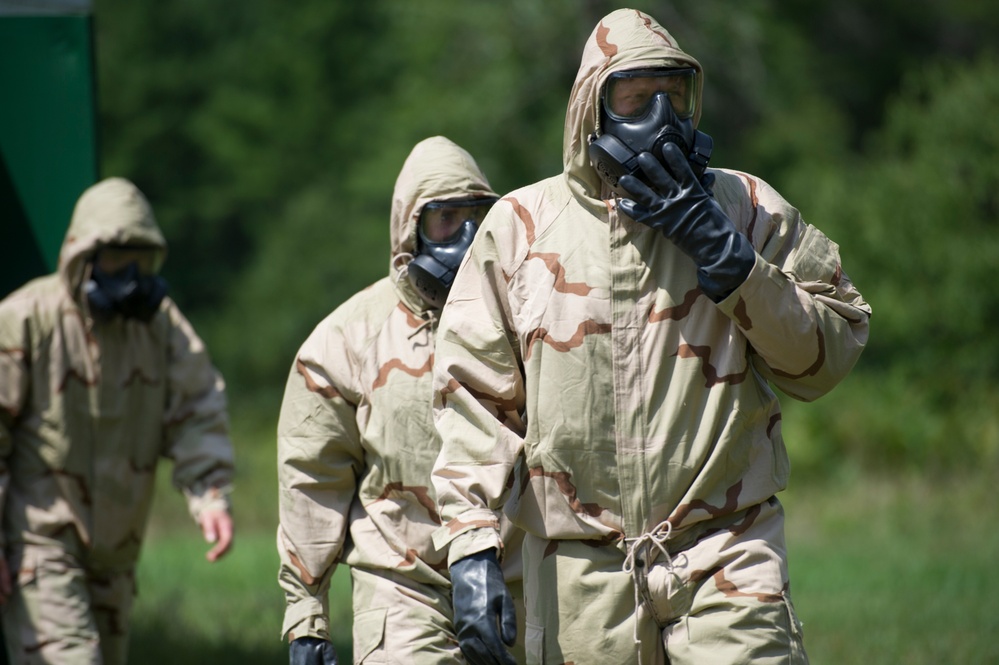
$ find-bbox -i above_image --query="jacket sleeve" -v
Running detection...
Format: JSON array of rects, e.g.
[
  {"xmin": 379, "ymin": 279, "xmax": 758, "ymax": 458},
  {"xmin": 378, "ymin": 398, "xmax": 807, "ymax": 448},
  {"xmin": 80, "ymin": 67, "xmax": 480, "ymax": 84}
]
[
  {"xmin": 276, "ymin": 325, "xmax": 364, "ymax": 641},
  {"xmin": 162, "ymin": 301, "xmax": 235, "ymax": 519},
  {"xmin": 431, "ymin": 211, "xmax": 528, "ymax": 566},
  {"xmin": 716, "ymin": 175, "xmax": 871, "ymax": 402},
  {"xmin": 0, "ymin": 295, "xmax": 31, "ymax": 549}
]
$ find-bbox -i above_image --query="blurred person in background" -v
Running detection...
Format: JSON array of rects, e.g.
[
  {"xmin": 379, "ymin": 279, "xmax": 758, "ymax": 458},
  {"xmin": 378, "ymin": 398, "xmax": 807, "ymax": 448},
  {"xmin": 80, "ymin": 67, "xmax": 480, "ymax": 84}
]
[
  {"xmin": 276, "ymin": 136, "xmax": 525, "ymax": 665},
  {"xmin": 0, "ymin": 177, "xmax": 236, "ymax": 665},
  {"xmin": 430, "ymin": 8, "xmax": 870, "ymax": 665}
]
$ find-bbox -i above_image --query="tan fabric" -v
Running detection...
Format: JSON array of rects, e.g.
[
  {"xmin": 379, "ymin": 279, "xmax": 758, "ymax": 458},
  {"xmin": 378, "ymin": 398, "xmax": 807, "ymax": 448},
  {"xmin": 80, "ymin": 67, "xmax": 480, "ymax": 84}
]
[
  {"xmin": 521, "ymin": 499, "xmax": 807, "ymax": 665},
  {"xmin": 0, "ymin": 177, "xmax": 234, "ymax": 658},
  {"xmin": 1, "ymin": 544, "xmax": 135, "ymax": 665},
  {"xmin": 348, "ymin": 568, "xmax": 527, "ymax": 665},
  {"xmin": 430, "ymin": 6, "xmax": 870, "ymax": 573},
  {"xmin": 276, "ymin": 137, "xmax": 523, "ymax": 646}
]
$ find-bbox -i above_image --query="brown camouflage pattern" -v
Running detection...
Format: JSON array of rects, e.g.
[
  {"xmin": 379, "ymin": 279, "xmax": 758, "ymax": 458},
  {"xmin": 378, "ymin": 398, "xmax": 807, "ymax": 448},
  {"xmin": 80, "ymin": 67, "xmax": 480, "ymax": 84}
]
[
  {"xmin": 521, "ymin": 498, "xmax": 807, "ymax": 664},
  {"xmin": 349, "ymin": 566, "xmax": 526, "ymax": 664},
  {"xmin": 3, "ymin": 543, "xmax": 136, "ymax": 665},
  {"xmin": 430, "ymin": 7, "xmax": 871, "ymax": 569},
  {"xmin": 276, "ymin": 137, "xmax": 523, "ymax": 647},
  {"xmin": 0, "ymin": 177, "xmax": 234, "ymax": 659}
]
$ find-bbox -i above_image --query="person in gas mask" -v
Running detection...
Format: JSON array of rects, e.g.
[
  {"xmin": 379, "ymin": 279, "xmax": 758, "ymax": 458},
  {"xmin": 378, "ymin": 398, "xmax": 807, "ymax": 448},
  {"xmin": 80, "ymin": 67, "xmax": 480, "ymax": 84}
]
[
  {"xmin": 0, "ymin": 177, "xmax": 235, "ymax": 664},
  {"xmin": 430, "ymin": 8, "xmax": 871, "ymax": 665},
  {"xmin": 277, "ymin": 136, "xmax": 525, "ymax": 665}
]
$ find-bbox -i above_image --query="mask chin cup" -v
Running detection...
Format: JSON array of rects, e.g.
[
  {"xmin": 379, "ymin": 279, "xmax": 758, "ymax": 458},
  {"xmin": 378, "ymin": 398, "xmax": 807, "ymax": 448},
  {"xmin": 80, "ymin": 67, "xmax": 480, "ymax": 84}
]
[
  {"xmin": 118, "ymin": 276, "xmax": 167, "ymax": 322},
  {"xmin": 407, "ymin": 219, "xmax": 479, "ymax": 309},
  {"xmin": 407, "ymin": 254, "xmax": 453, "ymax": 309},
  {"xmin": 589, "ymin": 128, "xmax": 713, "ymax": 197}
]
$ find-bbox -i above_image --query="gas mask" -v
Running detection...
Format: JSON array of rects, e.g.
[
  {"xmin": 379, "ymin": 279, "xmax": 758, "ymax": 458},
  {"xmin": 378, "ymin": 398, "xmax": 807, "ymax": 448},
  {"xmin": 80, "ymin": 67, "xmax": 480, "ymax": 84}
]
[
  {"xmin": 588, "ymin": 67, "xmax": 713, "ymax": 197},
  {"xmin": 407, "ymin": 198, "xmax": 496, "ymax": 309},
  {"xmin": 85, "ymin": 258, "xmax": 168, "ymax": 323}
]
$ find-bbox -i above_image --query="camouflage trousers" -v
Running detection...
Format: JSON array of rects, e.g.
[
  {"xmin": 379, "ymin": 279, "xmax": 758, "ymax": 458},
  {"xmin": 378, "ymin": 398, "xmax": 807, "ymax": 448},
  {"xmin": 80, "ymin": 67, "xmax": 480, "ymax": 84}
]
[
  {"xmin": 1, "ymin": 544, "xmax": 134, "ymax": 665},
  {"xmin": 521, "ymin": 497, "xmax": 808, "ymax": 665},
  {"xmin": 349, "ymin": 566, "xmax": 526, "ymax": 665}
]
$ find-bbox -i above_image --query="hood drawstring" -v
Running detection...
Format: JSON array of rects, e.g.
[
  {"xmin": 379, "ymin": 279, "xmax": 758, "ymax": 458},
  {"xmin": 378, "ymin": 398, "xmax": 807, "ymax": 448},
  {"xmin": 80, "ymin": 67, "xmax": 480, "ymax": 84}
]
[
  {"xmin": 622, "ymin": 519, "xmax": 677, "ymax": 665},
  {"xmin": 409, "ymin": 312, "xmax": 435, "ymax": 339},
  {"xmin": 392, "ymin": 252, "xmax": 413, "ymax": 286},
  {"xmin": 393, "ymin": 252, "xmax": 438, "ymax": 339}
]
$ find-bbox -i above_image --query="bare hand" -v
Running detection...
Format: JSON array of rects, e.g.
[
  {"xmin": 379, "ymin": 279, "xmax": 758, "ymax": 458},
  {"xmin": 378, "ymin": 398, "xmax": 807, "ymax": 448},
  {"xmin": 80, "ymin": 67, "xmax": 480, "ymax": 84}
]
[{"xmin": 199, "ymin": 509, "xmax": 234, "ymax": 562}]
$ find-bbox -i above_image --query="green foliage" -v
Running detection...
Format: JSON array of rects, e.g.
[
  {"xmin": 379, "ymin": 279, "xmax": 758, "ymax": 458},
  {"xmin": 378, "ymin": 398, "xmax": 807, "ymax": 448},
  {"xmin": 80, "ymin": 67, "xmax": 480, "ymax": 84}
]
[{"xmin": 766, "ymin": 53, "xmax": 999, "ymax": 476}]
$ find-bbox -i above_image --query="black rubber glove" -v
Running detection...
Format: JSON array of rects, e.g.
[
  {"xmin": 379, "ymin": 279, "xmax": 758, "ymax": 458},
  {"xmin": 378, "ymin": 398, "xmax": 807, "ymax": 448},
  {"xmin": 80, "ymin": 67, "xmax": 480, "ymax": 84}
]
[
  {"xmin": 289, "ymin": 637, "xmax": 338, "ymax": 665},
  {"xmin": 618, "ymin": 143, "xmax": 756, "ymax": 302},
  {"xmin": 450, "ymin": 549, "xmax": 517, "ymax": 665}
]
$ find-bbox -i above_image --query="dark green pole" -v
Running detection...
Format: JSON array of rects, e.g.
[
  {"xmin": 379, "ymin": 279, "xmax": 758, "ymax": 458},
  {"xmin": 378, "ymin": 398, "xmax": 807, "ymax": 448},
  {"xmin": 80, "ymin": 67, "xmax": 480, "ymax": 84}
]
[{"xmin": 0, "ymin": 0, "xmax": 98, "ymax": 297}]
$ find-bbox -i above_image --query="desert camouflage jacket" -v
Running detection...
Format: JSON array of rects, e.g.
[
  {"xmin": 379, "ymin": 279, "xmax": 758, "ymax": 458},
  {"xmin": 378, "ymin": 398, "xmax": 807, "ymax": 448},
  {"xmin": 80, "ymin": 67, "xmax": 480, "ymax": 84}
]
[
  {"xmin": 0, "ymin": 178, "xmax": 234, "ymax": 572},
  {"xmin": 276, "ymin": 137, "xmax": 521, "ymax": 642},
  {"xmin": 431, "ymin": 9, "xmax": 872, "ymax": 564}
]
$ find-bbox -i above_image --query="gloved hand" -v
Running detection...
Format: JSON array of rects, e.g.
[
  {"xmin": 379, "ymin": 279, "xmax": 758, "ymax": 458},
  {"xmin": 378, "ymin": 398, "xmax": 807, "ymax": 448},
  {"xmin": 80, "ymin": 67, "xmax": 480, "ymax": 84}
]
[
  {"xmin": 289, "ymin": 636, "xmax": 338, "ymax": 665},
  {"xmin": 618, "ymin": 143, "xmax": 756, "ymax": 302},
  {"xmin": 450, "ymin": 549, "xmax": 517, "ymax": 665}
]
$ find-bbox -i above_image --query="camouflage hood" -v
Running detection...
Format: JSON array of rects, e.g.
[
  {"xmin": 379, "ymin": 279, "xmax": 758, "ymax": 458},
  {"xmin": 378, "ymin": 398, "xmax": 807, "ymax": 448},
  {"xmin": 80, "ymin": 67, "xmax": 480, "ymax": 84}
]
[
  {"xmin": 0, "ymin": 179, "xmax": 233, "ymax": 571},
  {"xmin": 389, "ymin": 136, "xmax": 497, "ymax": 311},
  {"xmin": 57, "ymin": 177, "xmax": 167, "ymax": 296},
  {"xmin": 563, "ymin": 8, "xmax": 703, "ymax": 203}
]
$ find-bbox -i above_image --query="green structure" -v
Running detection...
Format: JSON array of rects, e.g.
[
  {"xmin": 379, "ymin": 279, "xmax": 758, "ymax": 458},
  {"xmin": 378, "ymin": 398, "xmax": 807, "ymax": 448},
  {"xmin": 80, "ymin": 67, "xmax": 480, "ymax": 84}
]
[{"xmin": 0, "ymin": 0, "xmax": 98, "ymax": 297}]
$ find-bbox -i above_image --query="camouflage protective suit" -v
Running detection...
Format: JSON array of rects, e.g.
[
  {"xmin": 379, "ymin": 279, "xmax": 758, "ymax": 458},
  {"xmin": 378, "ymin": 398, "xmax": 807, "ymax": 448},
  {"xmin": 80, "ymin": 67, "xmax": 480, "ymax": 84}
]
[
  {"xmin": 277, "ymin": 137, "xmax": 524, "ymax": 664},
  {"xmin": 431, "ymin": 9, "xmax": 871, "ymax": 665},
  {"xmin": 0, "ymin": 177, "xmax": 235, "ymax": 664}
]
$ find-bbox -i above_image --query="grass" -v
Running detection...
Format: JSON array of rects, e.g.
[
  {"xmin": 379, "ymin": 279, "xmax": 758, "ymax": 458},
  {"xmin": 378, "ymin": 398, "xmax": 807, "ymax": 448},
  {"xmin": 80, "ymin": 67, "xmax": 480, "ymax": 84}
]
[
  {"xmin": 129, "ymin": 530, "xmax": 354, "ymax": 663},
  {"xmin": 127, "ymin": 411, "xmax": 356, "ymax": 663},
  {"xmin": 782, "ymin": 471, "xmax": 999, "ymax": 664},
  {"xmin": 121, "ymin": 415, "xmax": 999, "ymax": 664}
]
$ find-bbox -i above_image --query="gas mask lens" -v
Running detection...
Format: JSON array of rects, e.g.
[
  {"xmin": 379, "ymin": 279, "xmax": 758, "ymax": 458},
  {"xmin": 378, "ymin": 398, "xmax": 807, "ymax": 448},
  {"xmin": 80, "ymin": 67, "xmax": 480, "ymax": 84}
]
[
  {"xmin": 603, "ymin": 67, "xmax": 697, "ymax": 121},
  {"xmin": 96, "ymin": 245, "xmax": 160, "ymax": 275},
  {"xmin": 418, "ymin": 198, "xmax": 497, "ymax": 244}
]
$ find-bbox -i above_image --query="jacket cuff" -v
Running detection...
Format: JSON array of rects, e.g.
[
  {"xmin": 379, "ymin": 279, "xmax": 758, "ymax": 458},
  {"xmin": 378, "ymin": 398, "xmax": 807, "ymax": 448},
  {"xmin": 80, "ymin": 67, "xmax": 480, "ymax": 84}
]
[
  {"xmin": 432, "ymin": 508, "xmax": 501, "ymax": 554},
  {"xmin": 183, "ymin": 482, "xmax": 233, "ymax": 522},
  {"xmin": 435, "ymin": 521, "xmax": 504, "ymax": 568},
  {"xmin": 713, "ymin": 252, "xmax": 766, "ymax": 312},
  {"xmin": 282, "ymin": 601, "xmax": 330, "ymax": 642}
]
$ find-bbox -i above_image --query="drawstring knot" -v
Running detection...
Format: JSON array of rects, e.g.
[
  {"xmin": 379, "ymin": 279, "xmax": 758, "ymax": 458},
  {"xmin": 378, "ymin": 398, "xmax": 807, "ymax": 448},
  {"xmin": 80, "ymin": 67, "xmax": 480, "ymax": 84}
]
[{"xmin": 623, "ymin": 519, "xmax": 674, "ymax": 576}]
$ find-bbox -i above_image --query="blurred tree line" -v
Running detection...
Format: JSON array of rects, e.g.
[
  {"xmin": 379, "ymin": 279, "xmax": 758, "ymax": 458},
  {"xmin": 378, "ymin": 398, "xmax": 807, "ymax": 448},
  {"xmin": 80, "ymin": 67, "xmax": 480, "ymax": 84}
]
[{"xmin": 93, "ymin": 0, "xmax": 999, "ymax": 474}]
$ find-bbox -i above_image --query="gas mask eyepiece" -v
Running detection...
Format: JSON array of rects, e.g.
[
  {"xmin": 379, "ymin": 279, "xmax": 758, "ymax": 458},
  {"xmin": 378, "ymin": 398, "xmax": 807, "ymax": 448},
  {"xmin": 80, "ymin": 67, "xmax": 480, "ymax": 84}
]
[
  {"xmin": 407, "ymin": 198, "xmax": 496, "ymax": 308},
  {"xmin": 588, "ymin": 67, "xmax": 712, "ymax": 196}
]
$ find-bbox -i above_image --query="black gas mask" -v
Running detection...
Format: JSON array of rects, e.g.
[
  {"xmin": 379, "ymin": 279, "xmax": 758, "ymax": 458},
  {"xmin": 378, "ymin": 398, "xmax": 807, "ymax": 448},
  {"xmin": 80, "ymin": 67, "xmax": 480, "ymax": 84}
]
[
  {"xmin": 84, "ymin": 249, "xmax": 168, "ymax": 323},
  {"xmin": 407, "ymin": 198, "xmax": 496, "ymax": 309},
  {"xmin": 589, "ymin": 67, "xmax": 712, "ymax": 197}
]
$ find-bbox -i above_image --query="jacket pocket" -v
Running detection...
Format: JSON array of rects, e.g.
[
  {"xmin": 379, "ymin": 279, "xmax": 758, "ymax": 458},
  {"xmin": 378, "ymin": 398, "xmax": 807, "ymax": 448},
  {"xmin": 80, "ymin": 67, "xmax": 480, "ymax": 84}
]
[
  {"xmin": 352, "ymin": 607, "xmax": 387, "ymax": 662},
  {"xmin": 525, "ymin": 620, "xmax": 544, "ymax": 664}
]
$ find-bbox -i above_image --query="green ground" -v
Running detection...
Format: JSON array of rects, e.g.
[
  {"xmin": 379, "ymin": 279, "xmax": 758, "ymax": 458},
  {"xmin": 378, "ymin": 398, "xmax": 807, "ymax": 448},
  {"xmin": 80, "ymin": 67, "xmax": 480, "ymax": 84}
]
[{"xmin": 782, "ymin": 472, "xmax": 999, "ymax": 664}]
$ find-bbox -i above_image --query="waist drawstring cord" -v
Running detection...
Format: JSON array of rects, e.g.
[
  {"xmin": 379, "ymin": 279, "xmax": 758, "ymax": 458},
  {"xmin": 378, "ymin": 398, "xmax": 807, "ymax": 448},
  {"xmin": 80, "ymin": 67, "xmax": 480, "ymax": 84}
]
[{"xmin": 622, "ymin": 520, "xmax": 675, "ymax": 665}]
